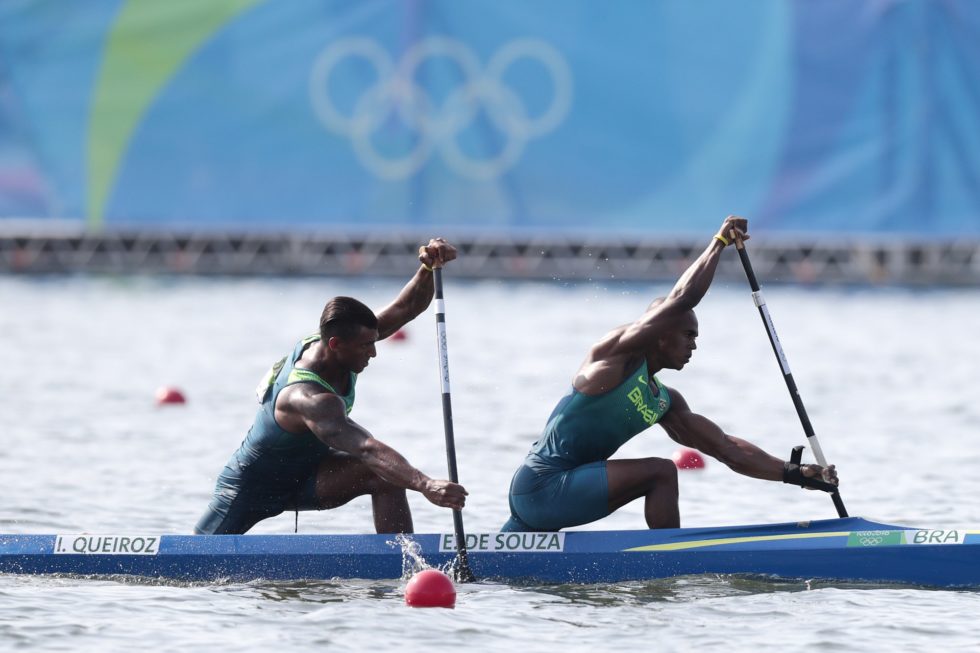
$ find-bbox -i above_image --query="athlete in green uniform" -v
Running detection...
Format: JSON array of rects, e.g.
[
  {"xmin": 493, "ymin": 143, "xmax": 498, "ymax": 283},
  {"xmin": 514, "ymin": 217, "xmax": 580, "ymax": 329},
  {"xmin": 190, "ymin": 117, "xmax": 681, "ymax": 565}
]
[
  {"xmin": 502, "ymin": 216, "xmax": 839, "ymax": 532},
  {"xmin": 196, "ymin": 238, "xmax": 467, "ymax": 534}
]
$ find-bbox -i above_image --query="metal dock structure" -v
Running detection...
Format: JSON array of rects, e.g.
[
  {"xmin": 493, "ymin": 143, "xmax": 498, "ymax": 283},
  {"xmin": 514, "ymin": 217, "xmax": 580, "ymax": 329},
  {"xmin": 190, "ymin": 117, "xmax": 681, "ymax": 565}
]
[{"xmin": 1, "ymin": 228, "xmax": 979, "ymax": 284}]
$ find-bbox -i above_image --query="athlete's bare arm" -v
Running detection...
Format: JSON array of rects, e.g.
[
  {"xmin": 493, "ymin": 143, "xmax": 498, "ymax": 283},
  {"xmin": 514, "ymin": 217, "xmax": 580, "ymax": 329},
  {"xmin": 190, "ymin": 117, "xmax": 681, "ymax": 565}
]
[
  {"xmin": 574, "ymin": 216, "xmax": 748, "ymax": 394},
  {"xmin": 276, "ymin": 386, "xmax": 467, "ymax": 509},
  {"xmin": 375, "ymin": 238, "xmax": 458, "ymax": 339},
  {"xmin": 659, "ymin": 386, "xmax": 838, "ymax": 486}
]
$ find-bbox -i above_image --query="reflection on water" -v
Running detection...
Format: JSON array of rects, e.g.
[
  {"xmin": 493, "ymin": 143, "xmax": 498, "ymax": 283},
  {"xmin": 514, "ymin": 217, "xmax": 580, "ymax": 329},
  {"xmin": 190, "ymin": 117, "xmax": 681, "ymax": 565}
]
[
  {"xmin": 510, "ymin": 575, "xmax": 809, "ymax": 607},
  {"xmin": 240, "ymin": 579, "xmax": 402, "ymax": 604}
]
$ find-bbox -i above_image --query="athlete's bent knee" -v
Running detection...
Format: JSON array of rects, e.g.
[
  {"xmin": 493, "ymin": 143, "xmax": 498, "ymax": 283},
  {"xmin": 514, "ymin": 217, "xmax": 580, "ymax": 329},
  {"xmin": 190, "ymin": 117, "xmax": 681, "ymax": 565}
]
[{"xmin": 650, "ymin": 458, "xmax": 679, "ymax": 484}]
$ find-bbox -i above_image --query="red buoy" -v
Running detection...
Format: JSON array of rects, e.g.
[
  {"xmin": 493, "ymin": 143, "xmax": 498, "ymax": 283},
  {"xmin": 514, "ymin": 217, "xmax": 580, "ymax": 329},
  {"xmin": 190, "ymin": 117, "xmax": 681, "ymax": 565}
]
[
  {"xmin": 389, "ymin": 329, "xmax": 408, "ymax": 342},
  {"xmin": 404, "ymin": 569, "xmax": 456, "ymax": 608},
  {"xmin": 155, "ymin": 386, "xmax": 187, "ymax": 406},
  {"xmin": 672, "ymin": 448, "xmax": 705, "ymax": 470}
]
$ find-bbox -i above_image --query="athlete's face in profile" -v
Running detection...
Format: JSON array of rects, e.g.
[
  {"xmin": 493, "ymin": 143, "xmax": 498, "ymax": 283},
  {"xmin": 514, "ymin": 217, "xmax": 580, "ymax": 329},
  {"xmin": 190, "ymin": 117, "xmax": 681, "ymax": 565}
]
[
  {"xmin": 660, "ymin": 311, "xmax": 698, "ymax": 370},
  {"xmin": 329, "ymin": 326, "xmax": 378, "ymax": 373}
]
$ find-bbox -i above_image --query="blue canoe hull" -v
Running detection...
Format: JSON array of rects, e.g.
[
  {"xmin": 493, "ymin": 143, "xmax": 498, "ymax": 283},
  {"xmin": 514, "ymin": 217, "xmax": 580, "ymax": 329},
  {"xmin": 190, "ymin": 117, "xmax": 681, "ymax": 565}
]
[{"xmin": 1, "ymin": 517, "xmax": 978, "ymax": 587}]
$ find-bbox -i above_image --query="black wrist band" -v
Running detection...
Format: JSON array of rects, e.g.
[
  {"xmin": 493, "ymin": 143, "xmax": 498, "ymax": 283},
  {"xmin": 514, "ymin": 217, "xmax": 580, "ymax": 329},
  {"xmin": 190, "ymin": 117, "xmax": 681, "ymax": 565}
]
[
  {"xmin": 783, "ymin": 461, "xmax": 805, "ymax": 486},
  {"xmin": 783, "ymin": 461, "xmax": 837, "ymax": 493}
]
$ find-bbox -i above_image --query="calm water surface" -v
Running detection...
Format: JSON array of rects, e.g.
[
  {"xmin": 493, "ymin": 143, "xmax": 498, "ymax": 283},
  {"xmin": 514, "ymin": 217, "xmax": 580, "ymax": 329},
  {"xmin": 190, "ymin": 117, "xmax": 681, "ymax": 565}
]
[{"xmin": 2, "ymin": 276, "xmax": 980, "ymax": 651}]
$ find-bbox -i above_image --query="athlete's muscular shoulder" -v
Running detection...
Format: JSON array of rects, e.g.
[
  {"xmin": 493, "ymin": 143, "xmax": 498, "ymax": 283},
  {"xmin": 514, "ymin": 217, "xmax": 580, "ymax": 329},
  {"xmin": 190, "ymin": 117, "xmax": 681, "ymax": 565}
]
[
  {"xmin": 274, "ymin": 384, "xmax": 346, "ymax": 433},
  {"xmin": 574, "ymin": 333, "xmax": 642, "ymax": 395},
  {"xmin": 588, "ymin": 323, "xmax": 633, "ymax": 360}
]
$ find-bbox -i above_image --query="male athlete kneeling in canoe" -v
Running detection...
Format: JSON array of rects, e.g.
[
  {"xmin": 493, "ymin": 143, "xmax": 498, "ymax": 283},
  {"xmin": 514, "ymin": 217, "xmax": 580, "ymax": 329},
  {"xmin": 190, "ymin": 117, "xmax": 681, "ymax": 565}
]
[
  {"xmin": 502, "ymin": 216, "xmax": 838, "ymax": 532},
  {"xmin": 196, "ymin": 239, "xmax": 467, "ymax": 535}
]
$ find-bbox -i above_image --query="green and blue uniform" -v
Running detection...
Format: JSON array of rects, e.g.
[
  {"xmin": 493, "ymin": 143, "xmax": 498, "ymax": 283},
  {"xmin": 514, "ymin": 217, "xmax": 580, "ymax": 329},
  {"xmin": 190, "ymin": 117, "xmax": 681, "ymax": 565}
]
[
  {"xmin": 195, "ymin": 335, "xmax": 356, "ymax": 534},
  {"xmin": 502, "ymin": 362, "xmax": 671, "ymax": 531}
]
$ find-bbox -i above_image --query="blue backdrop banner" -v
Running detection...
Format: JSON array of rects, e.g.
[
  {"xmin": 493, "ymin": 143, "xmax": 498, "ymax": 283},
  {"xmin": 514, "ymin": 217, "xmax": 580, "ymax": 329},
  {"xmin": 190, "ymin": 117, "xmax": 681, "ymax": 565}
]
[{"xmin": 0, "ymin": 0, "xmax": 978, "ymax": 236}]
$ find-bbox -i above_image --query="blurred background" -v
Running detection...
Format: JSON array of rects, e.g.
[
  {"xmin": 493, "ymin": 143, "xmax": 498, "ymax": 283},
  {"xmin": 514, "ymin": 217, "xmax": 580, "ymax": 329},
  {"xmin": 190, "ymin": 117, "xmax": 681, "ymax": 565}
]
[{"xmin": 1, "ymin": 0, "xmax": 978, "ymax": 283}]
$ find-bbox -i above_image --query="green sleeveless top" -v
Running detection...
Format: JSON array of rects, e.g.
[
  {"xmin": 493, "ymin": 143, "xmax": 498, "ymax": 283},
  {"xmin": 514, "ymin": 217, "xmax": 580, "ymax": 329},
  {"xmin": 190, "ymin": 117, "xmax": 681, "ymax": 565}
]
[
  {"xmin": 218, "ymin": 335, "xmax": 357, "ymax": 495},
  {"xmin": 526, "ymin": 361, "xmax": 670, "ymax": 471},
  {"xmin": 254, "ymin": 333, "xmax": 355, "ymax": 414}
]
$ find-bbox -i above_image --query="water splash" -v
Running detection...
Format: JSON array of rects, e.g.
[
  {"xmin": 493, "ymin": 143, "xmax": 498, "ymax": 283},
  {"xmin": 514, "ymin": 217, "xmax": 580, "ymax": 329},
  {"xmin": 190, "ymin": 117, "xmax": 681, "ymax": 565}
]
[
  {"xmin": 387, "ymin": 534, "xmax": 428, "ymax": 579},
  {"xmin": 387, "ymin": 534, "xmax": 460, "ymax": 580}
]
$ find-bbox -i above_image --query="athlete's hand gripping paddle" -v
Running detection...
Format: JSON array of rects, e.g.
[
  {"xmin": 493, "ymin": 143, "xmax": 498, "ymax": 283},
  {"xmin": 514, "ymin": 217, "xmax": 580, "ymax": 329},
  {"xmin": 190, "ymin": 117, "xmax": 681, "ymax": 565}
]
[{"xmin": 731, "ymin": 231, "xmax": 848, "ymax": 517}]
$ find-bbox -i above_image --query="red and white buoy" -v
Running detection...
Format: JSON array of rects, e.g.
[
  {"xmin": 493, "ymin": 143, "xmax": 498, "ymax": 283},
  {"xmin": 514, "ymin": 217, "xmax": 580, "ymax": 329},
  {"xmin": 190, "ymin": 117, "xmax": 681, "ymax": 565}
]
[
  {"xmin": 389, "ymin": 329, "xmax": 408, "ymax": 342},
  {"xmin": 671, "ymin": 448, "xmax": 705, "ymax": 470},
  {"xmin": 404, "ymin": 569, "xmax": 456, "ymax": 608},
  {"xmin": 155, "ymin": 386, "xmax": 187, "ymax": 406}
]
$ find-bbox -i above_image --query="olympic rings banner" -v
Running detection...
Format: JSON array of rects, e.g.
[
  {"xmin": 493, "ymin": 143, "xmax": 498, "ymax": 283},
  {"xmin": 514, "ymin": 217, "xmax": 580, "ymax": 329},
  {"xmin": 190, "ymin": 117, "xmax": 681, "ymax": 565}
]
[{"xmin": 1, "ymin": 0, "xmax": 979, "ymax": 236}]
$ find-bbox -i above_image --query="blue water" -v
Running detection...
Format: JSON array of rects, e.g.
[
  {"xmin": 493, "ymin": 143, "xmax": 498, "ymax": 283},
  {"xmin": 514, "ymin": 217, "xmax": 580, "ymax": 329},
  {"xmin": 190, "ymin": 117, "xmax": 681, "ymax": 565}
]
[{"xmin": 2, "ymin": 276, "xmax": 980, "ymax": 651}]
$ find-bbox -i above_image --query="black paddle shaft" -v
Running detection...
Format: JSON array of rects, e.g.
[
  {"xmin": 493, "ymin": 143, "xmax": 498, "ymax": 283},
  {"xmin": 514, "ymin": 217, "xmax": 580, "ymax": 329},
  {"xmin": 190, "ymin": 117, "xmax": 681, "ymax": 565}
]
[
  {"xmin": 432, "ymin": 267, "xmax": 476, "ymax": 582},
  {"xmin": 733, "ymin": 239, "xmax": 848, "ymax": 518}
]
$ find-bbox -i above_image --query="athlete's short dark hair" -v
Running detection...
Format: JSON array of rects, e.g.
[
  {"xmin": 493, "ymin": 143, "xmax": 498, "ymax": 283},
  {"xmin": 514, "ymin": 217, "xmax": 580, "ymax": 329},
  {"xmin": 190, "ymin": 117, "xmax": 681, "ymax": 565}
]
[{"xmin": 319, "ymin": 296, "xmax": 378, "ymax": 341}]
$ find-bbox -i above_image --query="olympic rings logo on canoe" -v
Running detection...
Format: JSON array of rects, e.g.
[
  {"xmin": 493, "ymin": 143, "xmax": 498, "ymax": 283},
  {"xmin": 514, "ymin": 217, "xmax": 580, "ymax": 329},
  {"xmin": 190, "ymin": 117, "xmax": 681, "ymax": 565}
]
[{"xmin": 308, "ymin": 36, "xmax": 573, "ymax": 180}]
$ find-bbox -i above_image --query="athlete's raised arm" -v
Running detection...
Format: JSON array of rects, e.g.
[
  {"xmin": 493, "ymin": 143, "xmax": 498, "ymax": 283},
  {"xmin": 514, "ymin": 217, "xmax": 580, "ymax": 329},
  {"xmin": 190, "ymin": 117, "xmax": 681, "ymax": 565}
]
[
  {"xmin": 375, "ymin": 238, "xmax": 457, "ymax": 340},
  {"xmin": 573, "ymin": 217, "xmax": 747, "ymax": 394},
  {"xmin": 602, "ymin": 216, "xmax": 748, "ymax": 358}
]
